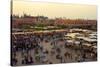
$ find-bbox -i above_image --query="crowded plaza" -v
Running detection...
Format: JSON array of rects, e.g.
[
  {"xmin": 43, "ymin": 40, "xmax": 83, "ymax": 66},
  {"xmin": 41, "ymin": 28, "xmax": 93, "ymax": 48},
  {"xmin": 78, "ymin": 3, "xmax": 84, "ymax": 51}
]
[{"xmin": 11, "ymin": 29, "xmax": 97, "ymax": 66}]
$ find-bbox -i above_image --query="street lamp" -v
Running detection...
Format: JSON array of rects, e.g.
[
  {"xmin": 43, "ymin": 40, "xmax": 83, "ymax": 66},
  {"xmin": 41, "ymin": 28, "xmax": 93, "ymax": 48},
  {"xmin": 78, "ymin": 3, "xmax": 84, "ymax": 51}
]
[{"xmin": 78, "ymin": 39, "xmax": 84, "ymax": 62}]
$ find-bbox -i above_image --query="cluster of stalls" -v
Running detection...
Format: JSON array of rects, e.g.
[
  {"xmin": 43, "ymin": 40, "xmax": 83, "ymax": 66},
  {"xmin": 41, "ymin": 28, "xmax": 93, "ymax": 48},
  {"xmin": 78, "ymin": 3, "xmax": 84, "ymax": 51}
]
[{"xmin": 64, "ymin": 30, "xmax": 97, "ymax": 60}]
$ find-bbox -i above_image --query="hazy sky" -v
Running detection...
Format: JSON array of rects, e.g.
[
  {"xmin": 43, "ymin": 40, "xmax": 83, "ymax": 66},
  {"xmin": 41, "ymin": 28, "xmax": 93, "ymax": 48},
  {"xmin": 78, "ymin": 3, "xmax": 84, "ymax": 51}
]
[{"xmin": 12, "ymin": 0, "xmax": 97, "ymax": 19}]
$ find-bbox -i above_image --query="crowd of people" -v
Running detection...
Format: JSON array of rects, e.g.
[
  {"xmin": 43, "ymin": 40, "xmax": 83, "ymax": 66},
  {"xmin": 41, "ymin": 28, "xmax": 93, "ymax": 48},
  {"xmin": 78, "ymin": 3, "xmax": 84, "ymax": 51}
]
[{"xmin": 11, "ymin": 31, "xmax": 97, "ymax": 66}]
